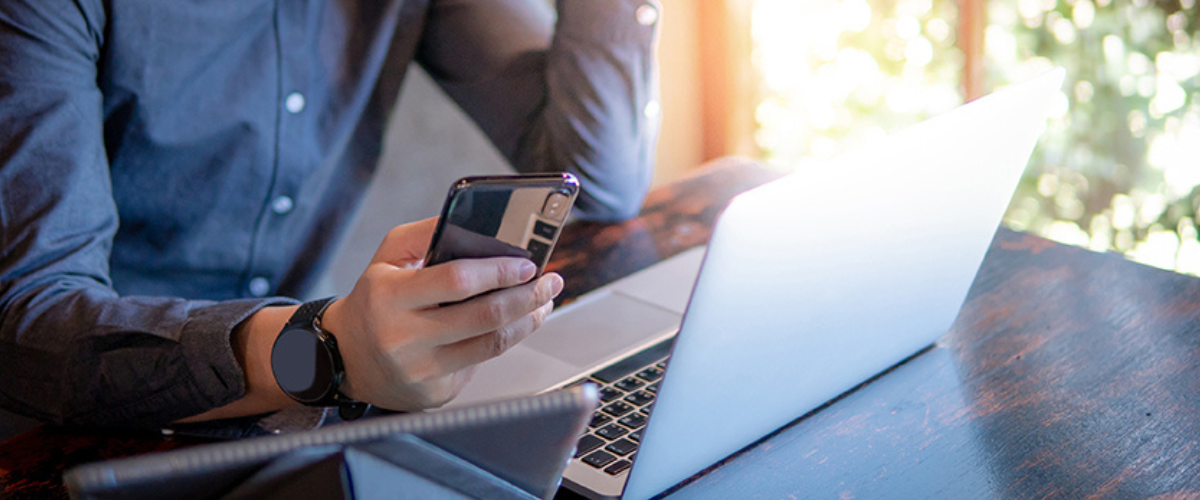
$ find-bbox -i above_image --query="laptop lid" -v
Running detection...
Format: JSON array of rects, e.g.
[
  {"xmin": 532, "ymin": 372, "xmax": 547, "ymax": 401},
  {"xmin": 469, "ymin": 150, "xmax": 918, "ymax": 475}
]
[{"xmin": 620, "ymin": 69, "xmax": 1065, "ymax": 499}]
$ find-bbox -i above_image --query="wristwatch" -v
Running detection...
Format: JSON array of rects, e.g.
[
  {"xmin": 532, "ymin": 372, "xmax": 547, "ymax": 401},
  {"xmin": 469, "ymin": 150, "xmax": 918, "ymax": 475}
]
[{"xmin": 270, "ymin": 297, "xmax": 370, "ymax": 420}]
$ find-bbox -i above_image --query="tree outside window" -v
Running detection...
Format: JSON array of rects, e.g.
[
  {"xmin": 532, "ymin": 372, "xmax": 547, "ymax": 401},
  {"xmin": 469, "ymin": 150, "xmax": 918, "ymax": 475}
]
[{"xmin": 751, "ymin": 0, "xmax": 1200, "ymax": 275}]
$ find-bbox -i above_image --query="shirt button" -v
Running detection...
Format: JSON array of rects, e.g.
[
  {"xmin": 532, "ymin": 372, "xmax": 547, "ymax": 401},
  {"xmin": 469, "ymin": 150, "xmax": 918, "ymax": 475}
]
[
  {"xmin": 271, "ymin": 196, "xmax": 294, "ymax": 215},
  {"xmin": 644, "ymin": 99, "xmax": 661, "ymax": 119},
  {"xmin": 636, "ymin": 4, "xmax": 659, "ymax": 26},
  {"xmin": 248, "ymin": 277, "xmax": 271, "ymax": 297},
  {"xmin": 285, "ymin": 92, "xmax": 306, "ymax": 114}
]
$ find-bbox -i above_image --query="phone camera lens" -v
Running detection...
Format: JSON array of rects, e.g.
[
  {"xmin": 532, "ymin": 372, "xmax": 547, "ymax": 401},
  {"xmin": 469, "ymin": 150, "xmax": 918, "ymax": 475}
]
[{"xmin": 542, "ymin": 193, "xmax": 571, "ymax": 220}]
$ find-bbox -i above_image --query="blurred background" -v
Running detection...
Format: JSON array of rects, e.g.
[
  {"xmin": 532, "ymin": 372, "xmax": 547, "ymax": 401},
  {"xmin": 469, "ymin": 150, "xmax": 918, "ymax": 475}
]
[
  {"xmin": 651, "ymin": 0, "xmax": 1200, "ymax": 276},
  {"xmin": 317, "ymin": 0, "xmax": 1200, "ymax": 297}
]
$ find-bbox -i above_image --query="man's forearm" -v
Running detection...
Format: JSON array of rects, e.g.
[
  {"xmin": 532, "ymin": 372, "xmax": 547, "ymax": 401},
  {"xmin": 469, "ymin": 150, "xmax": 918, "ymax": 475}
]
[
  {"xmin": 520, "ymin": 0, "xmax": 662, "ymax": 221},
  {"xmin": 418, "ymin": 0, "xmax": 661, "ymax": 221}
]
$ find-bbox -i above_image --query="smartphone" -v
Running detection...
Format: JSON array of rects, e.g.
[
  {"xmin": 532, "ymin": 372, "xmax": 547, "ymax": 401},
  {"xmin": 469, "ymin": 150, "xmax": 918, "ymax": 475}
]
[{"xmin": 424, "ymin": 173, "xmax": 580, "ymax": 277}]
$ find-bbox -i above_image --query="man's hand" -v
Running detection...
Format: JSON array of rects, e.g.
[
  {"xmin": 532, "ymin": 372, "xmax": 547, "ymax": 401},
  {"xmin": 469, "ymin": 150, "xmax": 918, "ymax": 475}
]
[
  {"xmin": 320, "ymin": 217, "xmax": 562, "ymax": 410},
  {"xmin": 181, "ymin": 217, "xmax": 561, "ymax": 423}
]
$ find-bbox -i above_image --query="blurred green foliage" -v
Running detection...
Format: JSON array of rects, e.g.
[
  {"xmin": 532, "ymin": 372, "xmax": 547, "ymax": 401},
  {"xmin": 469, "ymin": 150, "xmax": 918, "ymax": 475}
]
[
  {"xmin": 752, "ymin": 0, "xmax": 963, "ymax": 167},
  {"xmin": 994, "ymin": 0, "xmax": 1200, "ymax": 273},
  {"xmin": 753, "ymin": 0, "xmax": 1200, "ymax": 274}
]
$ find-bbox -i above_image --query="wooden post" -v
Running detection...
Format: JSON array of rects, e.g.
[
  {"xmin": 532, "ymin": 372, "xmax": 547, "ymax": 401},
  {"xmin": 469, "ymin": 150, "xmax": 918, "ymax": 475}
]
[
  {"xmin": 958, "ymin": 0, "xmax": 987, "ymax": 101},
  {"xmin": 696, "ymin": 0, "xmax": 758, "ymax": 161}
]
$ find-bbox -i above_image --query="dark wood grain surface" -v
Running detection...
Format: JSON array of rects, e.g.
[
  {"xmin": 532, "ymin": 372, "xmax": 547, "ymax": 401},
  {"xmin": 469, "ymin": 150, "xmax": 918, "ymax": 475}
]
[
  {"xmin": 5, "ymin": 158, "xmax": 1200, "ymax": 499},
  {"xmin": 662, "ymin": 227, "xmax": 1200, "ymax": 499},
  {"xmin": 548, "ymin": 157, "xmax": 782, "ymax": 306}
]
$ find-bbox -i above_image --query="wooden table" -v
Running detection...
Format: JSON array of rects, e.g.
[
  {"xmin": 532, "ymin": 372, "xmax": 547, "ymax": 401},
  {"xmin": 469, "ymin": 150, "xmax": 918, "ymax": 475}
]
[
  {"xmin": 4, "ymin": 158, "xmax": 1200, "ymax": 499},
  {"xmin": 660, "ymin": 215, "xmax": 1200, "ymax": 499}
]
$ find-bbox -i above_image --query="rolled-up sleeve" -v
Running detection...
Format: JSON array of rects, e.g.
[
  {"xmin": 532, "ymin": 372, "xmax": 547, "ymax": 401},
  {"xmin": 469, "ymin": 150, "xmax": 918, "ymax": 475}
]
[
  {"xmin": 0, "ymin": 0, "xmax": 288, "ymax": 428},
  {"xmin": 417, "ymin": 0, "xmax": 661, "ymax": 221}
]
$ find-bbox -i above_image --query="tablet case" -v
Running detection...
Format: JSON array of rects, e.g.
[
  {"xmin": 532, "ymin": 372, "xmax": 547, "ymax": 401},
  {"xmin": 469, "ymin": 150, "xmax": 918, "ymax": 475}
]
[{"xmin": 64, "ymin": 386, "xmax": 598, "ymax": 500}]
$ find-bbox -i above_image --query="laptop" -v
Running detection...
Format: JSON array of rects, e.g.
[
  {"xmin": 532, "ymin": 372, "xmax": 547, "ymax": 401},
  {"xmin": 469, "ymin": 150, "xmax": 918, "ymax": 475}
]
[{"xmin": 446, "ymin": 68, "xmax": 1065, "ymax": 499}]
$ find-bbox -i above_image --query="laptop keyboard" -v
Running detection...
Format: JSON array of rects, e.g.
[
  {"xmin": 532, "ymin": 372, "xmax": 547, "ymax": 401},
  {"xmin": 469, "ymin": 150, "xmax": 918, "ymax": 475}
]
[{"xmin": 571, "ymin": 338, "xmax": 673, "ymax": 476}]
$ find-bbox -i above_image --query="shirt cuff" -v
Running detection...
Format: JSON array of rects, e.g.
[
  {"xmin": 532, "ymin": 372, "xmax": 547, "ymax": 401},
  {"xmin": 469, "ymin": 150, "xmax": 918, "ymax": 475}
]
[
  {"xmin": 78, "ymin": 297, "xmax": 299, "ymax": 427},
  {"xmin": 556, "ymin": 0, "xmax": 661, "ymax": 45},
  {"xmin": 180, "ymin": 297, "xmax": 300, "ymax": 409}
]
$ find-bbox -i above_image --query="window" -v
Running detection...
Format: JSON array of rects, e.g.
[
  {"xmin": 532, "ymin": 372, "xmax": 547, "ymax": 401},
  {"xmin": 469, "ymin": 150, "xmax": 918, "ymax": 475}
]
[{"xmin": 749, "ymin": 0, "xmax": 1200, "ymax": 275}]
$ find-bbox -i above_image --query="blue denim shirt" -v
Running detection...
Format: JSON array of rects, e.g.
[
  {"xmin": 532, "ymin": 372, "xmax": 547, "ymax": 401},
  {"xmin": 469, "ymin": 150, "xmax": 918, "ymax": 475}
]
[{"xmin": 0, "ymin": 0, "xmax": 659, "ymax": 427}]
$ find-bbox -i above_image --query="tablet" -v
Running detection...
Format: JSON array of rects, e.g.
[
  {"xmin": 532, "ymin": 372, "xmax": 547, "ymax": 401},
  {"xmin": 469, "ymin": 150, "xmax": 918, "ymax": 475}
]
[{"xmin": 65, "ymin": 386, "xmax": 597, "ymax": 500}]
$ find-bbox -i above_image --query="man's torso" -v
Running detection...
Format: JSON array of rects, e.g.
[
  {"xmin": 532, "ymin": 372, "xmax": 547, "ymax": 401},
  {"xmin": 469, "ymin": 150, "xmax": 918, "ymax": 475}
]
[{"xmin": 100, "ymin": 0, "xmax": 427, "ymax": 300}]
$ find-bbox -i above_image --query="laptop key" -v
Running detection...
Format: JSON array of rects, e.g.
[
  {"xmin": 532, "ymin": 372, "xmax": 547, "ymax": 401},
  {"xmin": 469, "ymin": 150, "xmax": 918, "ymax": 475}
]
[
  {"xmin": 602, "ymin": 401, "xmax": 635, "ymax": 417},
  {"xmin": 618, "ymin": 413, "xmax": 647, "ymax": 429},
  {"xmin": 646, "ymin": 382, "xmax": 661, "ymax": 393},
  {"xmin": 629, "ymin": 429, "xmax": 644, "ymax": 442},
  {"xmin": 595, "ymin": 424, "xmax": 629, "ymax": 440},
  {"xmin": 576, "ymin": 435, "xmax": 605, "ymax": 457},
  {"xmin": 582, "ymin": 450, "xmax": 617, "ymax": 469},
  {"xmin": 605, "ymin": 438, "xmax": 638, "ymax": 456},
  {"xmin": 589, "ymin": 413, "xmax": 612, "ymax": 428},
  {"xmin": 605, "ymin": 460, "xmax": 633, "ymax": 476},
  {"xmin": 624, "ymin": 390, "xmax": 655, "ymax": 406},
  {"xmin": 614, "ymin": 377, "xmax": 644, "ymax": 392},
  {"xmin": 598, "ymin": 386, "xmax": 623, "ymax": 402},
  {"xmin": 636, "ymin": 366, "xmax": 663, "ymax": 382}
]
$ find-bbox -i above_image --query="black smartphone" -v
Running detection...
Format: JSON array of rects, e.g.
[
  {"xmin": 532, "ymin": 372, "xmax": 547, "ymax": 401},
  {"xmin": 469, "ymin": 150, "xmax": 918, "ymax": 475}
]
[{"xmin": 423, "ymin": 173, "xmax": 580, "ymax": 277}]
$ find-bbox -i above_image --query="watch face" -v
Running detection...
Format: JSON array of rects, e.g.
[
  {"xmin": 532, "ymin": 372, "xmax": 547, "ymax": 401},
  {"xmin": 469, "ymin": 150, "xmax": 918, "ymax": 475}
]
[{"xmin": 271, "ymin": 326, "xmax": 337, "ymax": 403}]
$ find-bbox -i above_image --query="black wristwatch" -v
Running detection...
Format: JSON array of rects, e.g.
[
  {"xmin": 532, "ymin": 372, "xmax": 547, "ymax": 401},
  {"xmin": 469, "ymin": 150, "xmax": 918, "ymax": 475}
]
[{"xmin": 270, "ymin": 297, "xmax": 369, "ymax": 420}]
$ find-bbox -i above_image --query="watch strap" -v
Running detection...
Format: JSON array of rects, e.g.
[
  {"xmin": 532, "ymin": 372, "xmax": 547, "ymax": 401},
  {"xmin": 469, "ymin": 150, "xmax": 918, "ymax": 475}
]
[
  {"xmin": 287, "ymin": 296, "xmax": 337, "ymax": 330},
  {"xmin": 278, "ymin": 297, "xmax": 369, "ymax": 418}
]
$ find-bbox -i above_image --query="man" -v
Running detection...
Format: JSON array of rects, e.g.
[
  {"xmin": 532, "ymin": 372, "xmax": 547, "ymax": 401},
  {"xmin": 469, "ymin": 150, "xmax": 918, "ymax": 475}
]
[{"xmin": 0, "ymin": 0, "xmax": 660, "ymax": 429}]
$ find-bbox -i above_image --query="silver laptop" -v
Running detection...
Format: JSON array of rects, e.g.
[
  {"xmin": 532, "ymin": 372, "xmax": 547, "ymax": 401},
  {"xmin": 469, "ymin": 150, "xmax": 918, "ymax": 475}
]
[{"xmin": 445, "ymin": 69, "xmax": 1064, "ymax": 499}]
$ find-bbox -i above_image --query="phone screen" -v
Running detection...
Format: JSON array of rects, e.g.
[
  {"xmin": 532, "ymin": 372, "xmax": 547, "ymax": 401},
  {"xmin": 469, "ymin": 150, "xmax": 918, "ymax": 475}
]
[{"xmin": 424, "ymin": 175, "xmax": 579, "ymax": 276}]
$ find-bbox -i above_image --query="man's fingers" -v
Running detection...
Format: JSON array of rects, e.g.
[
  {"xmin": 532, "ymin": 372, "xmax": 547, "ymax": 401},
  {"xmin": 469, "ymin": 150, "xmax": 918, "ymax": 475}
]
[
  {"xmin": 404, "ymin": 257, "xmax": 540, "ymax": 307},
  {"xmin": 435, "ymin": 300, "xmax": 555, "ymax": 374},
  {"xmin": 420, "ymin": 273, "xmax": 562, "ymax": 345},
  {"xmin": 371, "ymin": 217, "xmax": 439, "ymax": 266}
]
